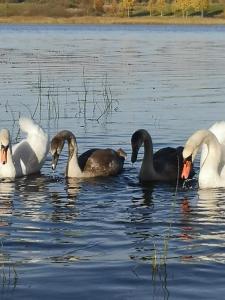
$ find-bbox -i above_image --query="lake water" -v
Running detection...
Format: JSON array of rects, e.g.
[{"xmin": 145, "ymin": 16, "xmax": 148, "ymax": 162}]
[{"xmin": 0, "ymin": 24, "xmax": 225, "ymax": 299}]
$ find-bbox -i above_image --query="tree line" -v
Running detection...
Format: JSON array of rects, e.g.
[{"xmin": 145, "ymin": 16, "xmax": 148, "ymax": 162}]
[{"xmin": 0, "ymin": 0, "xmax": 223, "ymax": 18}]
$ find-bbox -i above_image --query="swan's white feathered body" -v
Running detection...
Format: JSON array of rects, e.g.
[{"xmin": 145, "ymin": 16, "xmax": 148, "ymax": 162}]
[
  {"xmin": 183, "ymin": 121, "xmax": 225, "ymax": 189},
  {"xmin": 0, "ymin": 117, "xmax": 49, "ymax": 178}
]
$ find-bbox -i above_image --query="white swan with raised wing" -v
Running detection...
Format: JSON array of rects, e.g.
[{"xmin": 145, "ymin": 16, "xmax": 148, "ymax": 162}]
[{"xmin": 0, "ymin": 117, "xmax": 49, "ymax": 178}]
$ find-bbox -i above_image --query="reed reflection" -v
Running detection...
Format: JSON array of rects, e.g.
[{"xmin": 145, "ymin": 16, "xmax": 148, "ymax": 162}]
[{"xmin": 129, "ymin": 183, "xmax": 169, "ymax": 300}]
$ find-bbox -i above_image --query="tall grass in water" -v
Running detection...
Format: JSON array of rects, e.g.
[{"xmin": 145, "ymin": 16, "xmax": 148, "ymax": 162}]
[
  {"xmin": 0, "ymin": 241, "xmax": 18, "ymax": 291},
  {"xmin": 148, "ymin": 166, "xmax": 181, "ymax": 298},
  {"xmin": 28, "ymin": 71, "xmax": 119, "ymax": 124},
  {"xmin": 1, "ymin": 71, "xmax": 119, "ymax": 142}
]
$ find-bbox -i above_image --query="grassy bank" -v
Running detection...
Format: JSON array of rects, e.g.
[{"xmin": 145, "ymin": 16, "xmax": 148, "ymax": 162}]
[{"xmin": 0, "ymin": 15, "xmax": 225, "ymax": 25}]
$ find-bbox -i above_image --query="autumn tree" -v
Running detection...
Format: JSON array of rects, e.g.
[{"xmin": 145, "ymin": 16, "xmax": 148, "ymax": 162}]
[
  {"xmin": 175, "ymin": 0, "xmax": 192, "ymax": 16},
  {"xmin": 121, "ymin": 0, "xmax": 135, "ymax": 17},
  {"xmin": 191, "ymin": 0, "xmax": 209, "ymax": 16},
  {"xmin": 79, "ymin": 0, "xmax": 94, "ymax": 14},
  {"xmin": 147, "ymin": 0, "xmax": 153, "ymax": 15},
  {"xmin": 95, "ymin": 0, "xmax": 105, "ymax": 14},
  {"xmin": 155, "ymin": 0, "xmax": 166, "ymax": 15},
  {"xmin": 111, "ymin": 0, "xmax": 119, "ymax": 15}
]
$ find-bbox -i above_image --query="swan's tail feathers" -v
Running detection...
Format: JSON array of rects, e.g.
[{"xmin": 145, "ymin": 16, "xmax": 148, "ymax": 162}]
[{"xmin": 209, "ymin": 121, "xmax": 225, "ymax": 145}]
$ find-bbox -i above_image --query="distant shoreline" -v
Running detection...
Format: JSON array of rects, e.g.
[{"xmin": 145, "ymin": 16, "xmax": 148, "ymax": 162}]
[{"xmin": 0, "ymin": 16, "xmax": 225, "ymax": 26}]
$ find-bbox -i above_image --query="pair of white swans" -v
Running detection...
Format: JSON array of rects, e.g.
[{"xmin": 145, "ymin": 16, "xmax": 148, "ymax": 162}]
[
  {"xmin": 1, "ymin": 117, "xmax": 225, "ymax": 189},
  {"xmin": 131, "ymin": 122, "xmax": 225, "ymax": 189},
  {"xmin": 0, "ymin": 117, "xmax": 126, "ymax": 179}
]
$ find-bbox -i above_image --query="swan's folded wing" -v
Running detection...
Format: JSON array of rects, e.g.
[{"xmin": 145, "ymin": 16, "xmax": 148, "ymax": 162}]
[
  {"xmin": 79, "ymin": 148, "xmax": 124, "ymax": 176},
  {"xmin": 12, "ymin": 141, "xmax": 42, "ymax": 176},
  {"xmin": 153, "ymin": 147, "xmax": 183, "ymax": 178},
  {"xmin": 201, "ymin": 121, "xmax": 225, "ymax": 169},
  {"xmin": 78, "ymin": 149, "xmax": 100, "ymax": 171}
]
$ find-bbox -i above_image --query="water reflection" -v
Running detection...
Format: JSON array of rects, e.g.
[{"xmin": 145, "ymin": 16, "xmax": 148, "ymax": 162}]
[
  {"xmin": 50, "ymin": 177, "xmax": 80, "ymax": 223},
  {"xmin": 198, "ymin": 188, "xmax": 225, "ymax": 214},
  {"xmin": 0, "ymin": 180, "xmax": 18, "ymax": 295},
  {"xmin": 0, "ymin": 180, "xmax": 14, "ymax": 219},
  {"xmin": 66, "ymin": 178, "xmax": 81, "ymax": 200},
  {"xmin": 129, "ymin": 183, "xmax": 170, "ymax": 300},
  {"xmin": 177, "ymin": 189, "xmax": 225, "ymax": 264},
  {"xmin": 13, "ymin": 175, "xmax": 50, "ymax": 222}
]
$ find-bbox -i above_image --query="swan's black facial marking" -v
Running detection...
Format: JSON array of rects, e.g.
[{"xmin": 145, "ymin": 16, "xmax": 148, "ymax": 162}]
[{"xmin": 183, "ymin": 154, "xmax": 193, "ymax": 163}]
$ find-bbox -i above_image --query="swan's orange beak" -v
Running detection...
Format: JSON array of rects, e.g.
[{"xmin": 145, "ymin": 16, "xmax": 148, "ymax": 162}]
[
  {"xmin": 181, "ymin": 160, "xmax": 192, "ymax": 180},
  {"xmin": 0, "ymin": 146, "xmax": 8, "ymax": 165}
]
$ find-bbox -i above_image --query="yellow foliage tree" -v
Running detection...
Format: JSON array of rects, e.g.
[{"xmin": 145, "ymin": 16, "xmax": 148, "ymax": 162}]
[
  {"xmin": 121, "ymin": 0, "xmax": 135, "ymax": 17},
  {"xmin": 155, "ymin": 0, "xmax": 166, "ymax": 16},
  {"xmin": 175, "ymin": 0, "xmax": 192, "ymax": 16},
  {"xmin": 191, "ymin": 0, "xmax": 209, "ymax": 16},
  {"xmin": 147, "ymin": 0, "xmax": 154, "ymax": 16}
]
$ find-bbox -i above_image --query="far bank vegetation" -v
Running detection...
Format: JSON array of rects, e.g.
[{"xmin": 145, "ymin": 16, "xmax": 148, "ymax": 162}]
[{"xmin": 0, "ymin": 0, "xmax": 224, "ymax": 19}]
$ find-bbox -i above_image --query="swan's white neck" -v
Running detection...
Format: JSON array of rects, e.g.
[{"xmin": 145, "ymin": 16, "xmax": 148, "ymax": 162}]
[
  {"xmin": 194, "ymin": 130, "xmax": 223, "ymax": 188},
  {"xmin": 66, "ymin": 136, "xmax": 83, "ymax": 178}
]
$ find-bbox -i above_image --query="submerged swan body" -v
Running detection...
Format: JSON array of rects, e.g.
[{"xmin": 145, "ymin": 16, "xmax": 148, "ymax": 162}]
[
  {"xmin": 0, "ymin": 117, "xmax": 49, "ymax": 178},
  {"xmin": 50, "ymin": 130, "xmax": 126, "ymax": 178},
  {"xmin": 131, "ymin": 129, "xmax": 187, "ymax": 182},
  {"xmin": 182, "ymin": 121, "xmax": 225, "ymax": 189}
]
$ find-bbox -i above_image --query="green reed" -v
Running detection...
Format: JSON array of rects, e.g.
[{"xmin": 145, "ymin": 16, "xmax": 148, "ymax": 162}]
[{"xmin": 0, "ymin": 240, "xmax": 18, "ymax": 290}]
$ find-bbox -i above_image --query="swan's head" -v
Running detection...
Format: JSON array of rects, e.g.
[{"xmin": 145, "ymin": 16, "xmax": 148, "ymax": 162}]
[
  {"xmin": 0, "ymin": 129, "xmax": 10, "ymax": 165},
  {"xmin": 181, "ymin": 147, "xmax": 193, "ymax": 179},
  {"xmin": 181, "ymin": 144, "xmax": 196, "ymax": 180},
  {"xmin": 50, "ymin": 136, "xmax": 65, "ymax": 171},
  {"xmin": 131, "ymin": 129, "xmax": 149, "ymax": 163},
  {"xmin": 182, "ymin": 145, "xmax": 194, "ymax": 161}
]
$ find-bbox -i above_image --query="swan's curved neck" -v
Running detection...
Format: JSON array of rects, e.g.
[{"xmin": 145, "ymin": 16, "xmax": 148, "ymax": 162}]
[
  {"xmin": 143, "ymin": 135, "xmax": 154, "ymax": 164},
  {"xmin": 197, "ymin": 130, "xmax": 222, "ymax": 188},
  {"xmin": 60, "ymin": 131, "xmax": 82, "ymax": 177},
  {"xmin": 140, "ymin": 132, "xmax": 156, "ymax": 180}
]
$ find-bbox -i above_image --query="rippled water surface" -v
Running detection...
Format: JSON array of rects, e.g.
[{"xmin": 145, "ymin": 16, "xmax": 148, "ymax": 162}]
[{"xmin": 0, "ymin": 24, "xmax": 225, "ymax": 299}]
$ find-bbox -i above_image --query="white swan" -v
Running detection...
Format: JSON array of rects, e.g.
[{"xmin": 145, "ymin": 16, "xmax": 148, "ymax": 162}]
[
  {"xmin": 182, "ymin": 122, "xmax": 225, "ymax": 189},
  {"xmin": 131, "ymin": 129, "xmax": 189, "ymax": 182},
  {"xmin": 50, "ymin": 130, "xmax": 126, "ymax": 178},
  {"xmin": 0, "ymin": 117, "xmax": 49, "ymax": 178}
]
